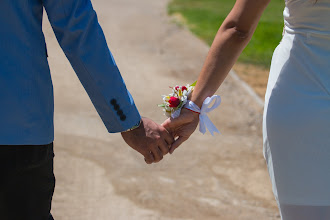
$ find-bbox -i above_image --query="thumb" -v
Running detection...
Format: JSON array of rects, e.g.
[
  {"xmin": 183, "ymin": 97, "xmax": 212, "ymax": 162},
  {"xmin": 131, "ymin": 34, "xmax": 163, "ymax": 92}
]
[
  {"xmin": 161, "ymin": 117, "xmax": 175, "ymax": 131},
  {"xmin": 162, "ymin": 117, "xmax": 182, "ymax": 137},
  {"xmin": 162, "ymin": 116, "xmax": 184, "ymax": 129},
  {"xmin": 161, "ymin": 117, "xmax": 170, "ymax": 127},
  {"xmin": 162, "ymin": 118, "xmax": 174, "ymax": 137}
]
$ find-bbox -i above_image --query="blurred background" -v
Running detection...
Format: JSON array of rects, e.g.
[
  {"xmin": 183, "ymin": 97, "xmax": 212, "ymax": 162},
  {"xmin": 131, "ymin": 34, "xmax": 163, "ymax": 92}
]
[
  {"xmin": 45, "ymin": 0, "xmax": 284, "ymax": 219},
  {"xmin": 169, "ymin": 0, "xmax": 285, "ymax": 97}
]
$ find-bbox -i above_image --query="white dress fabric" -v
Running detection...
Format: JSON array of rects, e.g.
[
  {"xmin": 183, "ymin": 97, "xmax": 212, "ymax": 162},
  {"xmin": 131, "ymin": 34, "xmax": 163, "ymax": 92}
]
[{"xmin": 263, "ymin": 0, "xmax": 330, "ymax": 218}]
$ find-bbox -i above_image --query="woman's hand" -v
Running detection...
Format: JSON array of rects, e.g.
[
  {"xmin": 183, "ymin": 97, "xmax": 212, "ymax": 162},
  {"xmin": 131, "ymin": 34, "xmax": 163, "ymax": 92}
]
[{"xmin": 162, "ymin": 108, "xmax": 199, "ymax": 154}]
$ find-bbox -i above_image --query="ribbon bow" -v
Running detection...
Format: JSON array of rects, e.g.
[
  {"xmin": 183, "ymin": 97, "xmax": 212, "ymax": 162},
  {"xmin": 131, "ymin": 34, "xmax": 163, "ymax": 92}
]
[{"xmin": 184, "ymin": 95, "xmax": 221, "ymax": 135}]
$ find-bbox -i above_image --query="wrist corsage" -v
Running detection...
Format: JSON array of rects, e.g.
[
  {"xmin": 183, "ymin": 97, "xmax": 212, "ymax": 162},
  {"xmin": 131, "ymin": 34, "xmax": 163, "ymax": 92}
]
[
  {"xmin": 159, "ymin": 81, "xmax": 221, "ymax": 136},
  {"xmin": 158, "ymin": 81, "xmax": 196, "ymax": 118}
]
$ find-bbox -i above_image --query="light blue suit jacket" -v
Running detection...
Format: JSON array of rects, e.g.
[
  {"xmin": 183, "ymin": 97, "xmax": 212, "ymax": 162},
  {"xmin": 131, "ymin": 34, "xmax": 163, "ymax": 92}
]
[{"xmin": 0, "ymin": 0, "xmax": 141, "ymax": 145}]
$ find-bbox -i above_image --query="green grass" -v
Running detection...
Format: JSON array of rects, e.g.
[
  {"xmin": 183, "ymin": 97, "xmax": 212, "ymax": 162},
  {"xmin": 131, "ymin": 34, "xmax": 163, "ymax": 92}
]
[{"xmin": 168, "ymin": 0, "xmax": 285, "ymax": 67}]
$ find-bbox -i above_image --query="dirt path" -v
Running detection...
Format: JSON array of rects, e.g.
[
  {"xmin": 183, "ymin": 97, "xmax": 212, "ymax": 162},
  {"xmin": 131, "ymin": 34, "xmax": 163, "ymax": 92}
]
[{"xmin": 43, "ymin": 0, "xmax": 280, "ymax": 219}]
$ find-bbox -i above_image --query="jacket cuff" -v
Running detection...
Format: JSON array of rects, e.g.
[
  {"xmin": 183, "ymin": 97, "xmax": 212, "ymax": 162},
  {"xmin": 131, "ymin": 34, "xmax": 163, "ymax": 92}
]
[{"xmin": 105, "ymin": 100, "xmax": 141, "ymax": 133}]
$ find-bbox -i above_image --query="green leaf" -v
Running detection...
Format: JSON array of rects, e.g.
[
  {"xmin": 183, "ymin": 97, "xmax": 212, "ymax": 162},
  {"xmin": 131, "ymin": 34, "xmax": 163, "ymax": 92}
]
[
  {"xmin": 176, "ymin": 101, "xmax": 184, "ymax": 109},
  {"xmin": 158, "ymin": 104, "xmax": 166, "ymax": 107},
  {"xmin": 190, "ymin": 81, "xmax": 197, "ymax": 87}
]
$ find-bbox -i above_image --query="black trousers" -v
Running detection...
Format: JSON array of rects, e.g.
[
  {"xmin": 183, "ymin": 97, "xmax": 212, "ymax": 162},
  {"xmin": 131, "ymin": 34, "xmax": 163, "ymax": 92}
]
[{"xmin": 0, "ymin": 143, "xmax": 55, "ymax": 220}]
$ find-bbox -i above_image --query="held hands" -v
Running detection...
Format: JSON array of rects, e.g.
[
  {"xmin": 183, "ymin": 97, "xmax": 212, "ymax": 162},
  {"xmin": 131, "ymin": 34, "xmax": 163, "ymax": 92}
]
[
  {"xmin": 162, "ymin": 108, "xmax": 199, "ymax": 154},
  {"xmin": 121, "ymin": 117, "xmax": 174, "ymax": 164},
  {"xmin": 121, "ymin": 110, "xmax": 199, "ymax": 164}
]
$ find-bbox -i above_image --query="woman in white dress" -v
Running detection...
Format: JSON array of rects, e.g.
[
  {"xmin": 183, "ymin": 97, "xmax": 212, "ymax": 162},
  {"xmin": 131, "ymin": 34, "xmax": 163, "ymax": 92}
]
[{"xmin": 163, "ymin": 0, "xmax": 330, "ymax": 219}]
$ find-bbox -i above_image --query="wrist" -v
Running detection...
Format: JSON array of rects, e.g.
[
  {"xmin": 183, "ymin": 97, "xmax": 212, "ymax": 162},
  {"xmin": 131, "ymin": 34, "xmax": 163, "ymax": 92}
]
[
  {"xmin": 189, "ymin": 96, "xmax": 204, "ymax": 109},
  {"xmin": 121, "ymin": 119, "xmax": 142, "ymax": 133},
  {"xmin": 183, "ymin": 100, "xmax": 201, "ymax": 121},
  {"xmin": 181, "ymin": 108, "xmax": 200, "ymax": 121},
  {"xmin": 183, "ymin": 106, "xmax": 200, "ymax": 115}
]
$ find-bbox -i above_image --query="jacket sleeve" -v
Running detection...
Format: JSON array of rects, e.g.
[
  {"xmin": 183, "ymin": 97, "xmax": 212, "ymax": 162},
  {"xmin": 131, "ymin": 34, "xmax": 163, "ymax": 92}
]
[{"xmin": 43, "ymin": 0, "xmax": 141, "ymax": 133}]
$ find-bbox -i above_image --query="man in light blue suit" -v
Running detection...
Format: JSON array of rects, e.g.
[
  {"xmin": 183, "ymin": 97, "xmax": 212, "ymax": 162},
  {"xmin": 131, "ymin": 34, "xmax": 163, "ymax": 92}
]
[{"xmin": 0, "ymin": 0, "xmax": 174, "ymax": 219}]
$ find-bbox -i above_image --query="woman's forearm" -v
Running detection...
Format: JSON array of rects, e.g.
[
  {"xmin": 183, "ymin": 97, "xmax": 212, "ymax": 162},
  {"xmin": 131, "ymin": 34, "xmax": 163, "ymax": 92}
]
[
  {"xmin": 190, "ymin": 0, "xmax": 270, "ymax": 107},
  {"xmin": 190, "ymin": 26, "xmax": 253, "ymax": 107}
]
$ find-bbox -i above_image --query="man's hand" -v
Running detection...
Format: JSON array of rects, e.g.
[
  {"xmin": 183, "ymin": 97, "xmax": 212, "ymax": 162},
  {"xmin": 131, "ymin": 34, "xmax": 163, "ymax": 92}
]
[
  {"xmin": 162, "ymin": 108, "xmax": 199, "ymax": 154},
  {"xmin": 121, "ymin": 117, "xmax": 174, "ymax": 164}
]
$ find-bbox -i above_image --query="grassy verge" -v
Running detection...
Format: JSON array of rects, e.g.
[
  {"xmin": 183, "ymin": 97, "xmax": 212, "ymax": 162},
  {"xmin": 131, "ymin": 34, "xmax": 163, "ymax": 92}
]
[{"xmin": 168, "ymin": 0, "xmax": 285, "ymax": 67}]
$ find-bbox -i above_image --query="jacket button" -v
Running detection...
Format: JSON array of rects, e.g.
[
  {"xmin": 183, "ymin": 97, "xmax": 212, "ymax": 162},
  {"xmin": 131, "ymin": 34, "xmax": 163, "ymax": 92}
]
[
  {"xmin": 110, "ymin": 99, "xmax": 117, "ymax": 105},
  {"xmin": 113, "ymin": 104, "xmax": 120, "ymax": 111},
  {"xmin": 117, "ymin": 110, "xmax": 123, "ymax": 116},
  {"xmin": 120, "ymin": 115, "xmax": 126, "ymax": 121}
]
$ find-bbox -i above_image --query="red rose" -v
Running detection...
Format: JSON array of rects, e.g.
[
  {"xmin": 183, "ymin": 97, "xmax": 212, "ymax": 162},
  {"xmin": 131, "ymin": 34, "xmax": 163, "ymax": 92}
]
[
  {"xmin": 175, "ymin": 86, "xmax": 179, "ymax": 90},
  {"xmin": 168, "ymin": 97, "xmax": 181, "ymax": 107},
  {"xmin": 182, "ymin": 86, "xmax": 187, "ymax": 91}
]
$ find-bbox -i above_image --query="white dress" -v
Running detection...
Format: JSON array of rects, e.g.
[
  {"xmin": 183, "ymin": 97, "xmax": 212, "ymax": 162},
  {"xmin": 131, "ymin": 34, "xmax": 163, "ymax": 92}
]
[{"xmin": 263, "ymin": 0, "xmax": 330, "ymax": 218}]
